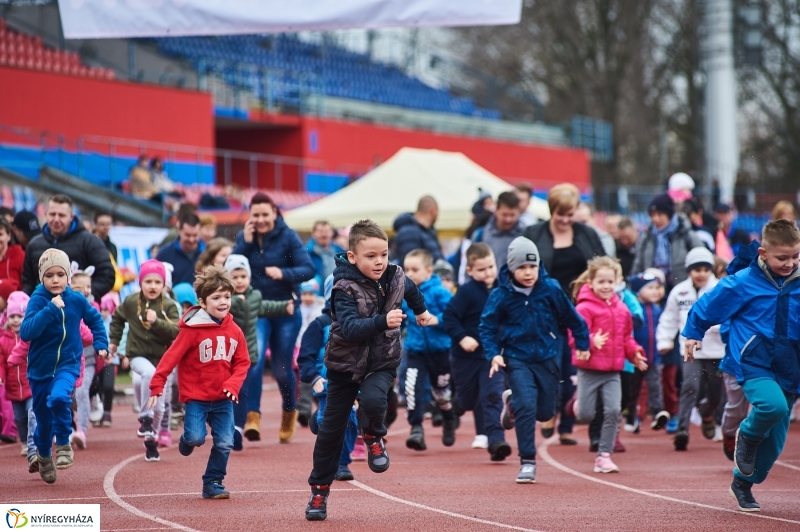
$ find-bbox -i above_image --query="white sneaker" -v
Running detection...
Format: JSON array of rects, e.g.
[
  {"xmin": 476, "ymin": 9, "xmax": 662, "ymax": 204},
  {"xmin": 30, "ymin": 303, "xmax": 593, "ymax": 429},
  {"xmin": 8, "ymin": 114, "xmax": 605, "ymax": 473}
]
[
  {"xmin": 471, "ymin": 435, "xmax": 489, "ymax": 449},
  {"xmin": 713, "ymin": 425, "xmax": 723, "ymax": 442},
  {"xmin": 89, "ymin": 395, "xmax": 104, "ymax": 424}
]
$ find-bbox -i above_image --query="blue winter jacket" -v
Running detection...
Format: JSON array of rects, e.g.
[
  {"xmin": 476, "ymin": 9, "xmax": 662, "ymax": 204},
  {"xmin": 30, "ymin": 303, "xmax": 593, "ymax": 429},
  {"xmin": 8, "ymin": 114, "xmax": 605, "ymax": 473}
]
[
  {"xmin": 634, "ymin": 302, "xmax": 663, "ymax": 366},
  {"xmin": 443, "ymin": 278, "xmax": 497, "ymax": 360},
  {"xmin": 232, "ymin": 217, "xmax": 316, "ymax": 301},
  {"xmin": 717, "ymin": 240, "xmax": 759, "ymax": 380},
  {"xmin": 298, "ymin": 309, "xmax": 332, "ymax": 385},
  {"xmin": 392, "ymin": 213, "xmax": 443, "ymax": 266},
  {"xmin": 155, "ymin": 238, "xmax": 206, "ymax": 287},
  {"xmin": 21, "ymin": 285, "xmax": 108, "ymax": 381},
  {"xmin": 403, "ymin": 275, "xmax": 452, "ymax": 353},
  {"xmin": 479, "ymin": 265, "xmax": 589, "ymax": 363},
  {"xmin": 683, "ymin": 240, "xmax": 800, "ymax": 394}
]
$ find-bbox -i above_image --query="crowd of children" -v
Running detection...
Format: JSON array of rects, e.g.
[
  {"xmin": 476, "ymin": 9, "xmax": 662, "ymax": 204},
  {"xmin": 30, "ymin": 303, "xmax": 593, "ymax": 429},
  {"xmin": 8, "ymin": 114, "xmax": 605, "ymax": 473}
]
[{"xmin": 2, "ymin": 215, "xmax": 798, "ymax": 520}]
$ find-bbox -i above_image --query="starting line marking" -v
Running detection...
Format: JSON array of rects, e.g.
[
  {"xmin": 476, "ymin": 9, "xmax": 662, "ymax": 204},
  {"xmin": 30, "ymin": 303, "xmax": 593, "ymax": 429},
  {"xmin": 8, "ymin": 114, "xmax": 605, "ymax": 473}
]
[
  {"xmin": 349, "ymin": 480, "xmax": 544, "ymax": 532},
  {"xmin": 775, "ymin": 460, "xmax": 800, "ymax": 472},
  {"xmin": 537, "ymin": 434, "xmax": 800, "ymax": 526}
]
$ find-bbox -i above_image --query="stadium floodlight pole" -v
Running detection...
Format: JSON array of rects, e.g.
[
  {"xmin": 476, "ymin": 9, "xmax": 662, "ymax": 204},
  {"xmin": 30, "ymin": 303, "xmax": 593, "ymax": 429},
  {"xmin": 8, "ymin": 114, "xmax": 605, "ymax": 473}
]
[{"xmin": 703, "ymin": 0, "xmax": 738, "ymax": 205}]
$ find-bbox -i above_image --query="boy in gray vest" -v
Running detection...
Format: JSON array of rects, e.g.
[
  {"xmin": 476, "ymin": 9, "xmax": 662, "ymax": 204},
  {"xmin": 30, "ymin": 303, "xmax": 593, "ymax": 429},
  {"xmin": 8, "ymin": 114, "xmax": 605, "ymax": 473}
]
[{"xmin": 305, "ymin": 220, "xmax": 432, "ymax": 521}]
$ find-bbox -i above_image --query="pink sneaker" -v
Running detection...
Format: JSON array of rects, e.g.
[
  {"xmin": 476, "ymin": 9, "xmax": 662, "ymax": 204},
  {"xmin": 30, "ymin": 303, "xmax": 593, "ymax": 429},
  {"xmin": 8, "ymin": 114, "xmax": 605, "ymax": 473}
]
[
  {"xmin": 593, "ymin": 452, "xmax": 619, "ymax": 473},
  {"xmin": 158, "ymin": 429, "xmax": 172, "ymax": 447},
  {"xmin": 351, "ymin": 436, "xmax": 366, "ymax": 461},
  {"xmin": 70, "ymin": 430, "xmax": 86, "ymax": 450}
]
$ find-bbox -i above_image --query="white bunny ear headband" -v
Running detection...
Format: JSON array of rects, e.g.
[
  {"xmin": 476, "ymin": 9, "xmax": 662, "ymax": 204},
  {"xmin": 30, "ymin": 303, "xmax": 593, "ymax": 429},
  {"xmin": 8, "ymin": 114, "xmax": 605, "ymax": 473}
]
[{"xmin": 70, "ymin": 261, "xmax": 95, "ymax": 277}]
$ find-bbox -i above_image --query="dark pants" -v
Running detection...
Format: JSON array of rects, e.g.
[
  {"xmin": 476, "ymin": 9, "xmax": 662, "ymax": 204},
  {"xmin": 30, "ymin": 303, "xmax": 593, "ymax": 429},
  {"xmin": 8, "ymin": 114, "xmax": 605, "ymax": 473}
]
[
  {"xmin": 30, "ymin": 373, "xmax": 75, "ymax": 456},
  {"xmin": 308, "ymin": 369, "xmax": 395, "ymax": 486},
  {"xmin": 505, "ymin": 356, "xmax": 559, "ymax": 460},
  {"xmin": 677, "ymin": 359, "xmax": 723, "ymax": 431},
  {"xmin": 405, "ymin": 350, "xmax": 453, "ymax": 426},
  {"xmin": 233, "ymin": 371, "xmax": 250, "ymax": 430},
  {"xmin": 182, "ymin": 399, "xmax": 234, "ymax": 485},
  {"xmin": 248, "ymin": 314, "xmax": 302, "ymax": 413},
  {"xmin": 99, "ymin": 365, "xmax": 116, "ymax": 413},
  {"xmin": 450, "ymin": 355, "xmax": 505, "ymax": 444},
  {"xmin": 11, "ymin": 398, "xmax": 32, "ymax": 443},
  {"xmin": 557, "ymin": 337, "xmax": 577, "ymax": 435}
]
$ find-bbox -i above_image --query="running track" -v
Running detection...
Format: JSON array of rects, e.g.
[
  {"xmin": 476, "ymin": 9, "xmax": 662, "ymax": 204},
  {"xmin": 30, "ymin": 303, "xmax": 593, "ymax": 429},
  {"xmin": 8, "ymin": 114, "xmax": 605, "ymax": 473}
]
[{"xmin": 1, "ymin": 380, "xmax": 798, "ymax": 531}]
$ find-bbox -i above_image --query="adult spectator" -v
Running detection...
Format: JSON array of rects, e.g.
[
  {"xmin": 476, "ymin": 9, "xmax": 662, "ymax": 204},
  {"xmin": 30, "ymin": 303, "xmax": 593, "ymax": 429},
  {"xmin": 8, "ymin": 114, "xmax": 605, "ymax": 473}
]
[
  {"xmin": 199, "ymin": 213, "xmax": 218, "ymax": 244},
  {"xmin": 772, "ymin": 200, "xmax": 797, "ymax": 223},
  {"xmin": 93, "ymin": 212, "xmax": 117, "ymax": 262},
  {"xmin": 473, "ymin": 191, "xmax": 526, "ymax": 268},
  {"xmin": 574, "ymin": 202, "xmax": 616, "ymax": 258},
  {"xmin": 305, "ymin": 220, "xmax": 344, "ymax": 288},
  {"xmin": 150, "ymin": 157, "xmax": 177, "ymax": 195},
  {"xmin": 604, "ymin": 214, "xmax": 622, "ymax": 240},
  {"xmin": 713, "ymin": 203, "xmax": 751, "ymax": 261},
  {"xmin": 22, "ymin": 194, "xmax": 114, "ymax": 300},
  {"xmin": 11, "ymin": 211, "xmax": 40, "ymax": 250},
  {"xmin": 155, "ymin": 212, "xmax": 205, "ymax": 286},
  {"xmin": 0, "ymin": 217, "xmax": 23, "ymax": 288},
  {"xmin": 679, "ymin": 199, "xmax": 715, "ymax": 251},
  {"xmin": 392, "ymin": 195, "xmax": 443, "ymax": 266},
  {"xmin": 0, "ymin": 207, "xmax": 14, "ymax": 224},
  {"xmin": 515, "ymin": 183, "xmax": 537, "ymax": 228},
  {"xmin": 523, "ymin": 183, "xmax": 605, "ymax": 444},
  {"xmin": 159, "ymin": 203, "xmax": 198, "ymax": 248},
  {"xmin": 631, "ymin": 193, "xmax": 702, "ymax": 290},
  {"xmin": 232, "ymin": 192, "xmax": 314, "ymax": 444},
  {"xmin": 128, "ymin": 154, "xmax": 159, "ymax": 202},
  {"xmin": 615, "ymin": 217, "xmax": 639, "ymax": 277},
  {"xmin": 452, "ymin": 211, "xmax": 492, "ymax": 285}
]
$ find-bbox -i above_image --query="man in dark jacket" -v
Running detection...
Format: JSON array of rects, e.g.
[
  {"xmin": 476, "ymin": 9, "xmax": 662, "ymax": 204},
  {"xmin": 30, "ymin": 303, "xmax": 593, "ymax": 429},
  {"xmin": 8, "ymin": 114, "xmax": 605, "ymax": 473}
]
[
  {"xmin": 22, "ymin": 195, "xmax": 114, "ymax": 301},
  {"xmin": 473, "ymin": 191, "xmax": 525, "ymax": 268},
  {"xmin": 392, "ymin": 196, "xmax": 443, "ymax": 266},
  {"xmin": 156, "ymin": 212, "xmax": 205, "ymax": 286}
]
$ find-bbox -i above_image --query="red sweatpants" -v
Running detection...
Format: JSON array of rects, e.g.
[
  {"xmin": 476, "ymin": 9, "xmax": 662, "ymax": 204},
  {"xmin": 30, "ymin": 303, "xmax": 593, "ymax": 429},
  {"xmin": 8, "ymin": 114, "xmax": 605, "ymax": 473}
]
[{"xmin": 661, "ymin": 364, "xmax": 679, "ymax": 416}]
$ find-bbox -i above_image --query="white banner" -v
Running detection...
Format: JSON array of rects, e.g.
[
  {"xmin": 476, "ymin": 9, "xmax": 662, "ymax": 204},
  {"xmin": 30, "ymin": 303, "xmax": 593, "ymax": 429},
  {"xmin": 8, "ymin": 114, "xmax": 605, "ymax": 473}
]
[
  {"xmin": 3, "ymin": 504, "xmax": 100, "ymax": 531},
  {"xmin": 58, "ymin": 0, "xmax": 522, "ymax": 39}
]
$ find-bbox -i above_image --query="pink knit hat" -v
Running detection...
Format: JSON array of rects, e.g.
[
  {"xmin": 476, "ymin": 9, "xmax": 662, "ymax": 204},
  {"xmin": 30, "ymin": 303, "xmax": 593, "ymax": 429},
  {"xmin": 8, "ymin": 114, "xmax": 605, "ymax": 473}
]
[
  {"xmin": 139, "ymin": 259, "xmax": 166, "ymax": 286},
  {"xmin": 6, "ymin": 291, "xmax": 29, "ymax": 317}
]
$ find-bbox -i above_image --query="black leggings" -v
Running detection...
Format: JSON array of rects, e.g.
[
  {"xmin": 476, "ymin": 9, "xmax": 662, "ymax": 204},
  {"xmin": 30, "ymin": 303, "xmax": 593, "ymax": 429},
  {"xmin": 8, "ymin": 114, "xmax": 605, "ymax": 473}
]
[{"xmin": 99, "ymin": 365, "xmax": 116, "ymax": 413}]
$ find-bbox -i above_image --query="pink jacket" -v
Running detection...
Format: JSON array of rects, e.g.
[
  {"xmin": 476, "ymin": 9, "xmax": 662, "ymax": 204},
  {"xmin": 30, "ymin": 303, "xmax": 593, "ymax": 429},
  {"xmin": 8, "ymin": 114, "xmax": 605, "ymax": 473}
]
[
  {"xmin": 0, "ymin": 329, "xmax": 29, "ymax": 401},
  {"xmin": 572, "ymin": 284, "xmax": 642, "ymax": 372}
]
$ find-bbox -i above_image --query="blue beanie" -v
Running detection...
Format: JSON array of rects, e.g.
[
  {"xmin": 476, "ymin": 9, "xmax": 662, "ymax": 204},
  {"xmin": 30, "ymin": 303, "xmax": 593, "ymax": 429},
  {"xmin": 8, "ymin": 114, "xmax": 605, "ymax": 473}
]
[
  {"xmin": 628, "ymin": 272, "xmax": 662, "ymax": 294},
  {"xmin": 173, "ymin": 283, "xmax": 198, "ymax": 306}
]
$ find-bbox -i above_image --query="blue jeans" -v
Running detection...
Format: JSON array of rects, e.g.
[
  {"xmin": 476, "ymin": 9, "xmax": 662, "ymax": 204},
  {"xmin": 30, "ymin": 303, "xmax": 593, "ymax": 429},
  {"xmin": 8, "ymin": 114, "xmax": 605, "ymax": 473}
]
[
  {"xmin": 30, "ymin": 373, "xmax": 75, "ymax": 457},
  {"xmin": 11, "ymin": 398, "xmax": 32, "ymax": 444},
  {"xmin": 246, "ymin": 314, "xmax": 302, "ymax": 413},
  {"xmin": 505, "ymin": 356, "xmax": 560, "ymax": 460},
  {"xmin": 182, "ymin": 400, "xmax": 234, "ymax": 485},
  {"xmin": 558, "ymin": 337, "xmax": 577, "ymax": 435}
]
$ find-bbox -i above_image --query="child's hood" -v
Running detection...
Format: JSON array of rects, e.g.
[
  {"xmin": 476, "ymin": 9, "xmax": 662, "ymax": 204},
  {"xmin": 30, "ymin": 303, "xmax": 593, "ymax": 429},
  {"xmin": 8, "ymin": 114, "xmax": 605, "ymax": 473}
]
[
  {"xmin": 419, "ymin": 274, "xmax": 444, "ymax": 294},
  {"xmin": 728, "ymin": 240, "xmax": 760, "ymax": 275},
  {"xmin": 179, "ymin": 306, "xmax": 233, "ymax": 329},
  {"xmin": 575, "ymin": 282, "xmax": 620, "ymax": 308}
]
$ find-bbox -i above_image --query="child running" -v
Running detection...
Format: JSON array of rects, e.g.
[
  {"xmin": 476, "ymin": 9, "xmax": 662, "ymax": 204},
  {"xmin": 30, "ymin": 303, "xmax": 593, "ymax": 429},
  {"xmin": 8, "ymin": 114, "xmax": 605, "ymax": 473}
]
[
  {"xmin": 148, "ymin": 265, "xmax": 250, "ymax": 499},
  {"xmin": 20, "ymin": 249, "xmax": 108, "ymax": 484},
  {"xmin": 305, "ymin": 220, "xmax": 432, "ymax": 521},
  {"xmin": 443, "ymin": 242, "xmax": 511, "ymax": 461},
  {"xmin": 657, "ymin": 247, "xmax": 724, "ymax": 451},
  {"xmin": 0, "ymin": 291, "xmax": 30, "ymax": 456},
  {"xmin": 572, "ymin": 257, "xmax": 648, "ymax": 474},
  {"xmin": 481, "ymin": 237, "xmax": 590, "ymax": 483},
  {"xmin": 224, "ymin": 254, "xmax": 292, "ymax": 449},
  {"xmin": 402, "ymin": 248, "xmax": 455, "ymax": 451},
  {"xmin": 682, "ymin": 220, "xmax": 800, "ymax": 512},
  {"xmin": 109, "ymin": 259, "xmax": 180, "ymax": 461}
]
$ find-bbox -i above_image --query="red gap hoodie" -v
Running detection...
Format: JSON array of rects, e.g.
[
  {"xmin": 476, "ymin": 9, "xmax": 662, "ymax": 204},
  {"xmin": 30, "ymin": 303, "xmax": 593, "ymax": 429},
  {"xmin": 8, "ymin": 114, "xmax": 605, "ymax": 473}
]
[{"xmin": 150, "ymin": 306, "xmax": 249, "ymax": 403}]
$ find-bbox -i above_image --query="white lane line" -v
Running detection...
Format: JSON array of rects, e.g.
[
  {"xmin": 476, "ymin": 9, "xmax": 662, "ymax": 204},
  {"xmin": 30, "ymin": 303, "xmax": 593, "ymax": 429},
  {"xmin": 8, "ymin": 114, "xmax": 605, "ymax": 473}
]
[
  {"xmin": 103, "ymin": 453, "xmax": 203, "ymax": 532},
  {"xmin": 775, "ymin": 460, "xmax": 800, "ymax": 472},
  {"xmin": 537, "ymin": 435, "xmax": 800, "ymax": 525},
  {"xmin": 100, "ymin": 528, "xmax": 171, "ymax": 531},
  {"xmin": 7, "ymin": 489, "xmax": 361, "ymax": 504},
  {"xmin": 349, "ymin": 480, "xmax": 544, "ymax": 532}
]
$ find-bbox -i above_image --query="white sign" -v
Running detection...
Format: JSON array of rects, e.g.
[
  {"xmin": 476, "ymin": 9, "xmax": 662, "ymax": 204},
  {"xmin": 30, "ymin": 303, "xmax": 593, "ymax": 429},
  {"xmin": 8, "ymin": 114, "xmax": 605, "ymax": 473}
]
[
  {"xmin": 58, "ymin": 0, "xmax": 523, "ymax": 39},
  {"xmin": 4, "ymin": 504, "xmax": 100, "ymax": 531}
]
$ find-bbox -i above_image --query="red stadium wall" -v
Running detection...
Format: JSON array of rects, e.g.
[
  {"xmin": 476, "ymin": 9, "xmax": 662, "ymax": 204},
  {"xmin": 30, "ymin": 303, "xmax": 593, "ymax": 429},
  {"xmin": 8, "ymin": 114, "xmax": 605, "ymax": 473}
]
[{"xmin": 0, "ymin": 67, "xmax": 214, "ymax": 157}]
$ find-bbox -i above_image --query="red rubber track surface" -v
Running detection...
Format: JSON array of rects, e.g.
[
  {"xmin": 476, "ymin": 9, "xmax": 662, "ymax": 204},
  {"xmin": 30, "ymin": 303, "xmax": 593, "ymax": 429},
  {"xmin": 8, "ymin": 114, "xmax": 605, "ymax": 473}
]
[{"xmin": 1, "ymin": 381, "xmax": 798, "ymax": 531}]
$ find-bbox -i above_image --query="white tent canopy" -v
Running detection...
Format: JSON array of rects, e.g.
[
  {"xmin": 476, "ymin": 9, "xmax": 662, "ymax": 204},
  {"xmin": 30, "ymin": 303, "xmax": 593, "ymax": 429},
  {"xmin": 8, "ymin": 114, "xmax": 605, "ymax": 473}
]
[{"xmin": 284, "ymin": 148, "xmax": 550, "ymax": 233}]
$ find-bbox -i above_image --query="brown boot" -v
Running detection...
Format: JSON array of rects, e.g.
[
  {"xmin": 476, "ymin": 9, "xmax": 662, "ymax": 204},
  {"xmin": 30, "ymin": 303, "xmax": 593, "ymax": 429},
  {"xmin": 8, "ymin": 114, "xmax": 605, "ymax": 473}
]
[
  {"xmin": 244, "ymin": 411, "xmax": 261, "ymax": 442},
  {"xmin": 279, "ymin": 409, "xmax": 298, "ymax": 443}
]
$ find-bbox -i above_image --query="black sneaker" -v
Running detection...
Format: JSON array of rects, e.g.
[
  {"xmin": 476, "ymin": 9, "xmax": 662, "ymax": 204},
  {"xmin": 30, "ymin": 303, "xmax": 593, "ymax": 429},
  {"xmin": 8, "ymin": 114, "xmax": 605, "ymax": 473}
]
[
  {"xmin": 137, "ymin": 416, "xmax": 155, "ymax": 438},
  {"xmin": 734, "ymin": 428, "xmax": 760, "ymax": 477},
  {"xmin": 297, "ymin": 411, "xmax": 310, "ymax": 428},
  {"xmin": 144, "ymin": 439, "xmax": 160, "ymax": 462},
  {"xmin": 233, "ymin": 428, "xmax": 243, "ymax": 452},
  {"xmin": 202, "ymin": 480, "xmax": 230, "ymax": 499},
  {"xmin": 674, "ymin": 431, "xmax": 689, "ymax": 451},
  {"xmin": 431, "ymin": 405, "xmax": 443, "ymax": 428},
  {"xmin": 589, "ymin": 440, "xmax": 599, "ymax": 453},
  {"xmin": 178, "ymin": 436, "xmax": 193, "ymax": 456},
  {"xmin": 335, "ymin": 465, "xmax": 354, "ymax": 481},
  {"xmin": 406, "ymin": 425, "xmax": 426, "ymax": 451},
  {"xmin": 730, "ymin": 477, "xmax": 760, "ymax": 512},
  {"xmin": 488, "ymin": 440, "xmax": 512, "ymax": 462},
  {"xmin": 305, "ymin": 485, "xmax": 329, "ymax": 521},
  {"xmin": 651, "ymin": 411, "xmax": 670, "ymax": 431},
  {"xmin": 363, "ymin": 434, "xmax": 390, "ymax": 473},
  {"xmin": 441, "ymin": 416, "xmax": 456, "ymax": 447}
]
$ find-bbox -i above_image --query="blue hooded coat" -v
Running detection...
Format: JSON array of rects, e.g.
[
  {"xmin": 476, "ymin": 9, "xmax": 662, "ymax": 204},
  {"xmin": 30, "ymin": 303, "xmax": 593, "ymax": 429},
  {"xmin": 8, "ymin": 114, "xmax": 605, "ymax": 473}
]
[
  {"xmin": 479, "ymin": 264, "xmax": 589, "ymax": 363},
  {"xmin": 403, "ymin": 274, "xmax": 452, "ymax": 353}
]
